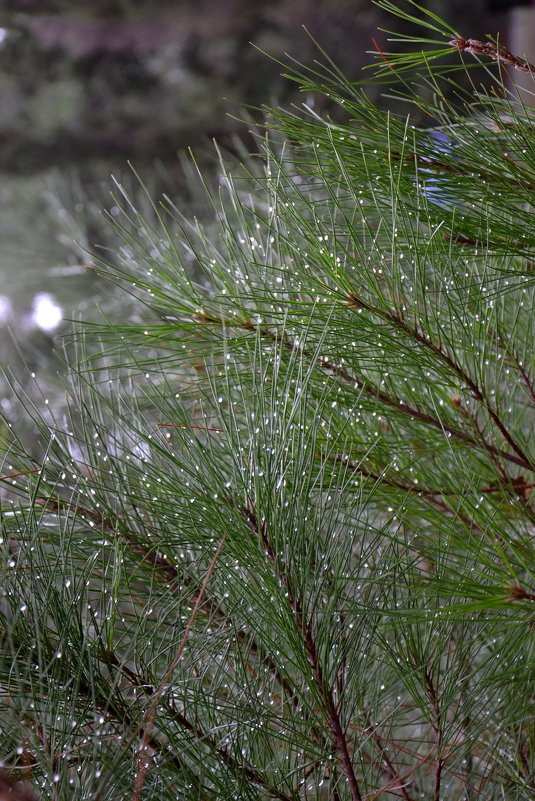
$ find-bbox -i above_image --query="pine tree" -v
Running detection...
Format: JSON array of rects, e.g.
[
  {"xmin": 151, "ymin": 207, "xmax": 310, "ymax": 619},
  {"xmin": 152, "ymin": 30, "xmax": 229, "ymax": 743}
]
[{"xmin": 1, "ymin": 3, "xmax": 535, "ymax": 799}]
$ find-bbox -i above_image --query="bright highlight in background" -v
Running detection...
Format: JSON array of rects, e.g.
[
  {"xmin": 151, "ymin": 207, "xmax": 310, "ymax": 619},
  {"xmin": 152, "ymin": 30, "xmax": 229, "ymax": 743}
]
[
  {"xmin": 31, "ymin": 293, "xmax": 63, "ymax": 332},
  {"xmin": 0, "ymin": 295, "xmax": 12, "ymax": 325}
]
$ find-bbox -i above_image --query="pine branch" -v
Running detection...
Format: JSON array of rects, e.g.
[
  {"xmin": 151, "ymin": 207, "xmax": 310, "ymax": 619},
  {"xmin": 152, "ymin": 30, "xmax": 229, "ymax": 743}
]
[
  {"xmin": 4, "ymin": 4, "xmax": 535, "ymax": 798},
  {"xmin": 105, "ymin": 650, "xmax": 301, "ymax": 801},
  {"xmin": 242, "ymin": 502, "xmax": 363, "ymax": 801},
  {"xmin": 132, "ymin": 532, "xmax": 227, "ymax": 801},
  {"xmin": 449, "ymin": 37, "xmax": 535, "ymax": 73},
  {"xmin": 424, "ymin": 669, "xmax": 443, "ymax": 801},
  {"xmin": 346, "ymin": 292, "xmax": 534, "ymax": 473},
  {"xmin": 193, "ymin": 310, "xmax": 530, "ymax": 470},
  {"xmin": 1, "ymin": 629, "xmax": 205, "ymax": 798},
  {"xmin": 35, "ymin": 495, "xmax": 299, "ymax": 706}
]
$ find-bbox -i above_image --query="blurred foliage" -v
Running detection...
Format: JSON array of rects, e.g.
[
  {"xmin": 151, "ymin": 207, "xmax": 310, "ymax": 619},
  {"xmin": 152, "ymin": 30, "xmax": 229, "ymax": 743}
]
[
  {"xmin": 0, "ymin": 0, "xmax": 503, "ymax": 172},
  {"xmin": 0, "ymin": 0, "xmax": 509, "ymax": 443}
]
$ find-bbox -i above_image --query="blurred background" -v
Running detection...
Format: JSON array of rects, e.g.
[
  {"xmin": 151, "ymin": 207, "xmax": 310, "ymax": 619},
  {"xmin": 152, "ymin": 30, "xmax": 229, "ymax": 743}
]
[{"xmin": 0, "ymin": 0, "xmax": 530, "ymax": 436}]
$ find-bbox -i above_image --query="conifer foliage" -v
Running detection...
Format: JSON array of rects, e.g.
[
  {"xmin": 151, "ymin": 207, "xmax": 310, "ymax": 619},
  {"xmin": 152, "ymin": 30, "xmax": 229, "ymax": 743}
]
[{"xmin": 1, "ymin": 3, "xmax": 534, "ymax": 799}]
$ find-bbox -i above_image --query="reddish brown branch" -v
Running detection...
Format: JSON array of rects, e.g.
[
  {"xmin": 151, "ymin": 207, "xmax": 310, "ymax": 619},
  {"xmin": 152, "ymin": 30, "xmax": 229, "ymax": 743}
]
[
  {"xmin": 507, "ymin": 583, "xmax": 535, "ymax": 603},
  {"xmin": 193, "ymin": 310, "xmax": 530, "ymax": 471},
  {"xmin": 372, "ymin": 37, "xmax": 394, "ymax": 71},
  {"xmin": 450, "ymin": 36, "xmax": 535, "ymax": 73},
  {"xmin": 453, "ymin": 397, "xmax": 511, "ymax": 485},
  {"xmin": 424, "ymin": 670, "xmax": 443, "ymax": 801},
  {"xmin": 347, "ymin": 292, "xmax": 534, "ymax": 472},
  {"xmin": 330, "ymin": 451, "xmax": 499, "ymax": 546},
  {"xmin": 132, "ymin": 532, "xmax": 227, "ymax": 801},
  {"xmin": 368, "ymin": 728, "xmax": 416, "ymax": 801},
  {"xmin": 503, "ymin": 342, "xmax": 535, "ymax": 409},
  {"xmin": 105, "ymin": 652, "xmax": 298, "ymax": 801},
  {"xmin": 36, "ymin": 496, "xmax": 297, "ymax": 704},
  {"xmin": 243, "ymin": 503, "xmax": 363, "ymax": 801},
  {"xmin": 513, "ymin": 362, "xmax": 535, "ymax": 407},
  {"xmin": 0, "ymin": 468, "xmax": 41, "ymax": 482},
  {"xmin": 442, "ymin": 232, "xmax": 482, "ymax": 247},
  {"xmin": 158, "ymin": 423, "xmax": 225, "ymax": 433}
]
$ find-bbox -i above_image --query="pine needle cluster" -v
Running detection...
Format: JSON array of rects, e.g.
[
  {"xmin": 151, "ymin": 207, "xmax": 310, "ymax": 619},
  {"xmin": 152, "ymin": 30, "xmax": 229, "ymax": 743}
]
[{"xmin": 1, "ymin": 3, "xmax": 534, "ymax": 799}]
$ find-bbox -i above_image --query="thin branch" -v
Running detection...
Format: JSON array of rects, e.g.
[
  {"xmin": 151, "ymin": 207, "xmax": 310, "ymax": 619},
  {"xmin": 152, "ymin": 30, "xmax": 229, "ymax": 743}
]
[
  {"xmin": 105, "ymin": 650, "xmax": 300, "ymax": 801},
  {"xmin": 36, "ymin": 496, "xmax": 298, "ymax": 704},
  {"xmin": 497, "ymin": 333, "xmax": 535, "ymax": 409},
  {"xmin": 449, "ymin": 37, "xmax": 535, "ymax": 73},
  {"xmin": 3, "ymin": 629, "xmax": 202, "ymax": 797},
  {"xmin": 132, "ymin": 532, "xmax": 227, "ymax": 801},
  {"xmin": 367, "ymin": 727, "xmax": 416, "ymax": 801},
  {"xmin": 347, "ymin": 292, "xmax": 534, "ymax": 472},
  {"xmin": 336, "ymin": 448, "xmax": 534, "ymax": 509},
  {"xmin": 506, "ymin": 583, "xmax": 535, "ymax": 603},
  {"xmin": 424, "ymin": 670, "xmax": 444, "ymax": 801},
  {"xmin": 513, "ymin": 360, "xmax": 535, "ymax": 408},
  {"xmin": 0, "ymin": 468, "xmax": 41, "ymax": 482},
  {"xmin": 193, "ymin": 311, "xmax": 530, "ymax": 470},
  {"xmin": 157, "ymin": 423, "xmax": 226, "ymax": 433},
  {"xmin": 329, "ymin": 454, "xmax": 492, "ymax": 543},
  {"xmin": 243, "ymin": 503, "xmax": 363, "ymax": 801},
  {"xmin": 452, "ymin": 397, "xmax": 511, "ymax": 486}
]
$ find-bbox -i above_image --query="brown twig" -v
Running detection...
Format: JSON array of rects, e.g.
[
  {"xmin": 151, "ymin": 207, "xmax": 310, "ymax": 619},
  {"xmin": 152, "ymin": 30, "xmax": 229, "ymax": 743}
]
[
  {"xmin": 132, "ymin": 532, "xmax": 227, "ymax": 801},
  {"xmin": 513, "ymin": 732, "xmax": 535, "ymax": 792},
  {"xmin": 329, "ymin": 446, "xmax": 506, "ymax": 549},
  {"xmin": 158, "ymin": 423, "xmax": 225, "ymax": 433},
  {"xmin": 104, "ymin": 650, "xmax": 300, "ymax": 801},
  {"xmin": 193, "ymin": 310, "xmax": 530, "ymax": 471},
  {"xmin": 450, "ymin": 36, "xmax": 535, "ymax": 73},
  {"xmin": 424, "ymin": 670, "xmax": 443, "ymax": 801},
  {"xmin": 36, "ymin": 495, "xmax": 298, "ymax": 705},
  {"xmin": 36, "ymin": 497, "xmax": 181, "ymax": 583},
  {"xmin": 367, "ymin": 727, "xmax": 416, "ymax": 801},
  {"xmin": 243, "ymin": 503, "xmax": 363, "ymax": 801},
  {"xmin": 513, "ymin": 360, "xmax": 535, "ymax": 407},
  {"xmin": 0, "ymin": 468, "xmax": 41, "ymax": 482},
  {"xmin": 346, "ymin": 292, "xmax": 534, "ymax": 472},
  {"xmin": 453, "ymin": 397, "xmax": 511, "ymax": 483},
  {"xmin": 442, "ymin": 232, "xmax": 482, "ymax": 247},
  {"xmin": 506, "ymin": 583, "xmax": 535, "ymax": 603},
  {"xmin": 499, "ymin": 336, "xmax": 535, "ymax": 409},
  {"xmin": 372, "ymin": 37, "xmax": 394, "ymax": 71}
]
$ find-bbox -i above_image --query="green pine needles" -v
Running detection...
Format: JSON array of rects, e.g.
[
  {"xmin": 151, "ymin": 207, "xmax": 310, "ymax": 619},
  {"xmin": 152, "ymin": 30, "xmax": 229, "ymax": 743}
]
[{"xmin": 1, "ymin": 3, "xmax": 535, "ymax": 799}]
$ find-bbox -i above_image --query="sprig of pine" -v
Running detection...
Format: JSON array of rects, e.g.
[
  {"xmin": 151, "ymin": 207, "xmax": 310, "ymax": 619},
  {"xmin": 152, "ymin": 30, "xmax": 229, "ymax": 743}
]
[{"xmin": 1, "ymin": 2, "xmax": 535, "ymax": 799}]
